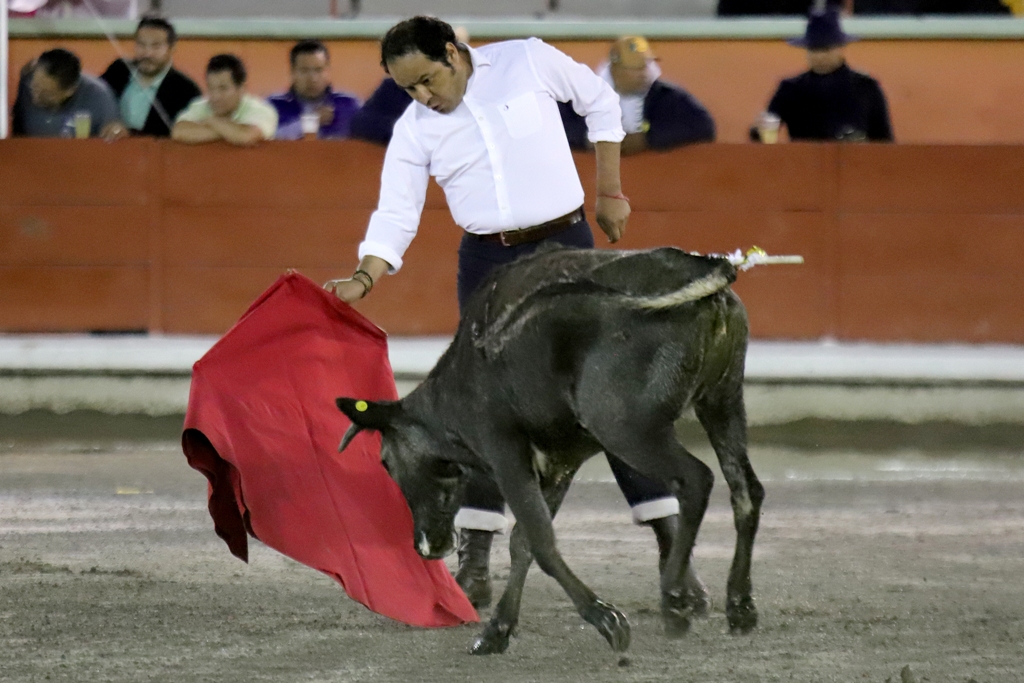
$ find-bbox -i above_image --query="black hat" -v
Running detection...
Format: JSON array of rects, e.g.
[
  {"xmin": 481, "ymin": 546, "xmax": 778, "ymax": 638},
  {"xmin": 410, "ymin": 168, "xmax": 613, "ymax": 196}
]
[{"xmin": 787, "ymin": 9, "xmax": 857, "ymax": 50}]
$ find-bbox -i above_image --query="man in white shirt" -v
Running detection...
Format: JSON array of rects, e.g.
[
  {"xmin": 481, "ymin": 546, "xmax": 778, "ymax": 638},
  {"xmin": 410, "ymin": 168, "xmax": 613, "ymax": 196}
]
[{"xmin": 326, "ymin": 16, "xmax": 694, "ymax": 612}]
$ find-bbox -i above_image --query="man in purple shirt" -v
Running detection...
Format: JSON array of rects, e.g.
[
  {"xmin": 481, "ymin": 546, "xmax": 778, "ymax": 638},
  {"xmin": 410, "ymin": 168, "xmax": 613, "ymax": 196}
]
[{"xmin": 269, "ymin": 40, "xmax": 360, "ymax": 140}]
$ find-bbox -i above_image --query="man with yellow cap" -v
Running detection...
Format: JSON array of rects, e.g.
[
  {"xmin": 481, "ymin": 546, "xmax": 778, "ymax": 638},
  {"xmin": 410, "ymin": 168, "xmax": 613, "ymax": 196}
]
[{"xmin": 559, "ymin": 36, "xmax": 715, "ymax": 155}]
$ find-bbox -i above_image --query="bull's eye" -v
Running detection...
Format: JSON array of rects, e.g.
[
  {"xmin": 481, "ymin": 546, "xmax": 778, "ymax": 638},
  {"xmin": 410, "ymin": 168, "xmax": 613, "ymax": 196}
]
[{"xmin": 432, "ymin": 460, "xmax": 462, "ymax": 480}]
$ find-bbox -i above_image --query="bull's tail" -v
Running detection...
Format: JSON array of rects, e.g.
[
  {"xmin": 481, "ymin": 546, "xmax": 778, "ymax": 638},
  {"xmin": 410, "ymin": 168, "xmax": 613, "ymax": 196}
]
[{"xmin": 633, "ymin": 268, "xmax": 733, "ymax": 311}]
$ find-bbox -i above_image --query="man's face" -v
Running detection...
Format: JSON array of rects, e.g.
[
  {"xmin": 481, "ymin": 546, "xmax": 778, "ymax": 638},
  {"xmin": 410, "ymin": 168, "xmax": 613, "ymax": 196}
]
[
  {"xmin": 134, "ymin": 26, "xmax": 173, "ymax": 78},
  {"xmin": 30, "ymin": 67, "xmax": 75, "ymax": 110},
  {"xmin": 807, "ymin": 46, "xmax": 845, "ymax": 75},
  {"xmin": 206, "ymin": 70, "xmax": 243, "ymax": 117},
  {"xmin": 610, "ymin": 61, "xmax": 651, "ymax": 96},
  {"xmin": 291, "ymin": 50, "xmax": 330, "ymax": 101},
  {"xmin": 387, "ymin": 44, "xmax": 469, "ymax": 115}
]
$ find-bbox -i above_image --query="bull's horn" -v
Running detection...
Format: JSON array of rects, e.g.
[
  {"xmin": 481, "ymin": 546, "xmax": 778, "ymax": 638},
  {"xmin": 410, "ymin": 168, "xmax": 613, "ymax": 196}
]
[{"xmin": 338, "ymin": 423, "xmax": 364, "ymax": 453}]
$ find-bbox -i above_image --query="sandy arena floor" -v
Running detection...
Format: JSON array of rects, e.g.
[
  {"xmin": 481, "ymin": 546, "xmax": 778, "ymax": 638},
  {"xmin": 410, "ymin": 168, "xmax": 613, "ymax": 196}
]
[{"xmin": 1, "ymin": 437, "xmax": 1023, "ymax": 683}]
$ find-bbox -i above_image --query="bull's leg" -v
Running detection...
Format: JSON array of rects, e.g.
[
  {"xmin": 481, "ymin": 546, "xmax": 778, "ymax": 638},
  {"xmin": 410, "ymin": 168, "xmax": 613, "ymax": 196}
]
[
  {"xmin": 596, "ymin": 427, "xmax": 714, "ymax": 638},
  {"xmin": 470, "ymin": 468, "xmax": 577, "ymax": 655},
  {"xmin": 695, "ymin": 388, "xmax": 763, "ymax": 634},
  {"xmin": 489, "ymin": 449, "xmax": 630, "ymax": 652}
]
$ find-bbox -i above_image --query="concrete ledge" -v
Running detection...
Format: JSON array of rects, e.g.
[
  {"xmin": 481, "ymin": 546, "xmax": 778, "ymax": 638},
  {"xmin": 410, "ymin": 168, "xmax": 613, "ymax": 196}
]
[
  {"xmin": 2, "ymin": 335, "xmax": 1023, "ymax": 424},
  {"xmin": 10, "ymin": 17, "xmax": 1024, "ymax": 41}
]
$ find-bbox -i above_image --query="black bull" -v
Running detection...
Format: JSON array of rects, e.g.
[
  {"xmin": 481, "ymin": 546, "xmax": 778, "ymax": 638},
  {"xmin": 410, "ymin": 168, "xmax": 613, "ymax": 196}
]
[{"xmin": 337, "ymin": 246, "xmax": 764, "ymax": 654}]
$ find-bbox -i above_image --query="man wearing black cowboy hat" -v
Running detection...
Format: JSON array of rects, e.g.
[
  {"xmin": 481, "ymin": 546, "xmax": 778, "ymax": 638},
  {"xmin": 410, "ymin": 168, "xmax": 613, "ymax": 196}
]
[{"xmin": 752, "ymin": 9, "xmax": 893, "ymax": 142}]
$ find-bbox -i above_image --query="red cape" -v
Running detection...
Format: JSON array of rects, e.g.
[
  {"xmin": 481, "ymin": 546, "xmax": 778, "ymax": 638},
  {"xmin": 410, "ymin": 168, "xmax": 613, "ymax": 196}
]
[{"xmin": 182, "ymin": 272, "xmax": 477, "ymax": 628}]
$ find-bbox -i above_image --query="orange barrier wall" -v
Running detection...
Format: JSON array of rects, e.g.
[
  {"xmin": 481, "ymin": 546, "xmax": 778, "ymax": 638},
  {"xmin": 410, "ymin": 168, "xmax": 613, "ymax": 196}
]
[
  {"xmin": 1, "ymin": 139, "xmax": 1020, "ymax": 343},
  {"xmin": 9, "ymin": 37, "xmax": 1024, "ymax": 144}
]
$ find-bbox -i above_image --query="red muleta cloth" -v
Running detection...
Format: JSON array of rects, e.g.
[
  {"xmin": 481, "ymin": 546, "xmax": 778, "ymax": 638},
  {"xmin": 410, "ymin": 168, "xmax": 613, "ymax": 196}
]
[{"xmin": 182, "ymin": 271, "xmax": 477, "ymax": 628}]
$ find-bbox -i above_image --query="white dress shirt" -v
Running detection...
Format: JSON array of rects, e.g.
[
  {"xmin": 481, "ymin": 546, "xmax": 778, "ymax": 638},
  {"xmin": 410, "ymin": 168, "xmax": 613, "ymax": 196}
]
[{"xmin": 358, "ymin": 38, "xmax": 625, "ymax": 272}]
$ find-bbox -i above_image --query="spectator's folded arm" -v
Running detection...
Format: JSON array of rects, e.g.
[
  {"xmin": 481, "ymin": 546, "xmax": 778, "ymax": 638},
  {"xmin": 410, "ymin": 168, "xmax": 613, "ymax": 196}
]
[{"xmin": 171, "ymin": 119, "xmax": 222, "ymax": 144}]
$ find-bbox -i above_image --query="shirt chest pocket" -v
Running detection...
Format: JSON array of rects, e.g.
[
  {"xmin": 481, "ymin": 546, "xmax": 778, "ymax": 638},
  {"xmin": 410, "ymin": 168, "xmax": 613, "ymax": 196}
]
[{"xmin": 498, "ymin": 91, "xmax": 542, "ymax": 139}]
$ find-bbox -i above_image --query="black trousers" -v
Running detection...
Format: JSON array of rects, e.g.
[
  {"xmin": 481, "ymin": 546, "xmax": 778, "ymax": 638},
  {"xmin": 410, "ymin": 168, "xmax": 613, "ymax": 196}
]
[{"xmin": 456, "ymin": 214, "xmax": 674, "ymax": 515}]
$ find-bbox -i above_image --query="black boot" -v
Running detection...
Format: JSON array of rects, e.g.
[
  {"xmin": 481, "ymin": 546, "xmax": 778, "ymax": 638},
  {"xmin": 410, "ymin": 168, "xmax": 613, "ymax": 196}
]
[
  {"xmin": 645, "ymin": 514, "xmax": 711, "ymax": 616},
  {"xmin": 454, "ymin": 528, "xmax": 493, "ymax": 609}
]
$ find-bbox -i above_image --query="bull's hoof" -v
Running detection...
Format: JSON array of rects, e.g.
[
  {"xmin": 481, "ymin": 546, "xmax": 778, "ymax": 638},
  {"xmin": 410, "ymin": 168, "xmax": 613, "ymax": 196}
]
[
  {"xmin": 582, "ymin": 599, "xmax": 631, "ymax": 652},
  {"xmin": 726, "ymin": 595, "xmax": 758, "ymax": 634},
  {"xmin": 661, "ymin": 590, "xmax": 693, "ymax": 638},
  {"xmin": 469, "ymin": 620, "xmax": 515, "ymax": 655},
  {"xmin": 686, "ymin": 582, "xmax": 712, "ymax": 619}
]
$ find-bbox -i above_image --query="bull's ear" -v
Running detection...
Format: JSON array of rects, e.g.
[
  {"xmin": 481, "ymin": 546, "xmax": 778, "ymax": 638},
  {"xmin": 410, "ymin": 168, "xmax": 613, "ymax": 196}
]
[{"xmin": 335, "ymin": 397, "xmax": 402, "ymax": 453}]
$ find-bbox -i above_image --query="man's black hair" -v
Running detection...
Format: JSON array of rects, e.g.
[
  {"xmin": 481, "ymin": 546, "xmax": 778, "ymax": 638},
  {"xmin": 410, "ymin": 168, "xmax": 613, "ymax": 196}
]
[
  {"xmin": 206, "ymin": 53, "xmax": 246, "ymax": 86},
  {"xmin": 380, "ymin": 16, "xmax": 457, "ymax": 72},
  {"xmin": 290, "ymin": 39, "xmax": 329, "ymax": 66},
  {"xmin": 136, "ymin": 15, "xmax": 177, "ymax": 45},
  {"xmin": 36, "ymin": 48, "xmax": 81, "ymax": 90}
]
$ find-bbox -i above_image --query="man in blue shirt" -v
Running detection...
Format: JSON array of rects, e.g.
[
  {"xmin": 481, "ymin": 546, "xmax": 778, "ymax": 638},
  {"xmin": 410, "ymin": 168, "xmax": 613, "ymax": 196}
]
[{"xmin": 269, "ymin": 40, "xmax": 360, "ymax": 140}]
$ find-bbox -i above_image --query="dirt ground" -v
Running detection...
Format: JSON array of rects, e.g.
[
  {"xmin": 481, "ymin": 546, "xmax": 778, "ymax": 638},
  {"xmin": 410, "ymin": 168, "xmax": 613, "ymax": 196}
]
[{"xmin": 2, "ymin": 433, "xmax": 1023, "ymax": 683}]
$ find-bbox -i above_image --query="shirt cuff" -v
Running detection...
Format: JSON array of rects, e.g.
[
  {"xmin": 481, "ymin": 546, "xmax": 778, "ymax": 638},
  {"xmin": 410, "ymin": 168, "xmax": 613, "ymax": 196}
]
[
  {"xmin": 357, "ymin": 240, "xmax": 404, "ymax": 274},
  {"xmin": 587, "ymin": 126, "xmax": 626, "ymax": 144}
]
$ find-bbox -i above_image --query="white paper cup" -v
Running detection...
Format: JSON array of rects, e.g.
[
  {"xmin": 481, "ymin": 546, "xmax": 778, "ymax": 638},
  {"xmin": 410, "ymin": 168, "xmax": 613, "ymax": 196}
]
[{"xmin": 300, "ymin": 112, "xmax": 320, "ymax": 139}]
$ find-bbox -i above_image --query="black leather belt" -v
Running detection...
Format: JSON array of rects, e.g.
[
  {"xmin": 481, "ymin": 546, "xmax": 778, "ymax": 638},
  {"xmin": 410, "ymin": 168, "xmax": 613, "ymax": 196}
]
[{"xmin": 475, "ymin": 207, "xmax": 585, "ymax": 247}]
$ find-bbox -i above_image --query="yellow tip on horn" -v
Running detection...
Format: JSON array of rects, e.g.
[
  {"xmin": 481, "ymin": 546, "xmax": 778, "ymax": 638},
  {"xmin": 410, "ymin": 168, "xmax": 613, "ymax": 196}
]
[{"xmin": 355, "ymin": 400, "xmax": 369, "ymax": 412}]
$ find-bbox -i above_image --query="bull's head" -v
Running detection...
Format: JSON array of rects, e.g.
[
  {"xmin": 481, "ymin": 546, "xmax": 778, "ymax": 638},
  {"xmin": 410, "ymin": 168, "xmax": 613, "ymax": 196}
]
[{"xmin": 335, "ymin": 397, "xmax": 468, "ymax": 560}]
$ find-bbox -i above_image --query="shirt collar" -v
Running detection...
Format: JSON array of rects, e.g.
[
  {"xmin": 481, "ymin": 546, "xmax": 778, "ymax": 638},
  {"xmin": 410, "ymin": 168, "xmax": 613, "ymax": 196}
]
[
  {"xmin": 289, "ymin": 85, "xmax": 335, "ymax": 105},
  {"xmin": 464, "ymin": 44, "xmax": 490, "ymax": 94}
]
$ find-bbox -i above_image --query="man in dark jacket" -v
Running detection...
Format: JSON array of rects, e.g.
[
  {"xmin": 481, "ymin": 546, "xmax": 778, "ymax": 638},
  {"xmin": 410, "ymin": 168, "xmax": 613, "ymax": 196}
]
[
  {"xmin": 559, "ymin": 36, "xmax": 715, "ymax": 155},
  {"xmin": 100, "ymin": 15, "xmax": 201, "ymax": 138},
  {"xmin": 753, "ymin": 9, "xmax": 893, "ymax": 142},
  {"xmin": 348, "ymin": 77, "xmax": 412, "ymax": 145}
]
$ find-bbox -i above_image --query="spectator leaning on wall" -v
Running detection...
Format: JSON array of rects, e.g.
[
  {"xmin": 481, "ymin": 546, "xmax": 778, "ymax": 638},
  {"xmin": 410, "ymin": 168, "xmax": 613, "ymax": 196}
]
[
  {"xmin": 752, "ymin": 9, "xmax": 893, "ymax": 142},
  {"xmin": 172, "ymin": 54, "xmax": 278, "ymax": 146},
  {"xmin": 269, "ymin": 40, "xmax": 361, "ymax": 140},
  {"xmin": 100, "ymin": 15, "xmax": 202, "ymax": 138},
  {"xmin": 11, "ymin": 48, "xmax": 123, "ymax": 139},
  {"xmin": 559, "ymin": 36, "xmax": 715, "ymax": 155}
]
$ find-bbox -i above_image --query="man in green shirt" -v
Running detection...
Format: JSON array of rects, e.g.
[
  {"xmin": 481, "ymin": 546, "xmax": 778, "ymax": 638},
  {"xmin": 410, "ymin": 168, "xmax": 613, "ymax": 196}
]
[{"xmin": 172, "ymin": 54, "xmax": 278, "ymax": 146}]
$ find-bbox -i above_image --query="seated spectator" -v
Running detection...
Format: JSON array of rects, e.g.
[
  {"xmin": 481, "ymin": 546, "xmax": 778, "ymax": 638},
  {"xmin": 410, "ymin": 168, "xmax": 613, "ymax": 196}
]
[
  {"xmin": 269, "ymin": 40, "xmax": 360, "ymax": 140},
  {"xmin": 11, "ymin": 48, "xmax": 122, "ymax": 138},
  {"xmin": 559, "ymin": 36, "xmax": 715, "ymax": 155},
  {"xmin": 100, "ymin": 16, "xmax": 201, "ymax": 138},
  {"xmin": 752, "ymin": 10, "xmax": 892, "ymax": 142},
  {"xmin": 171, "ymin": 54, "xmax": 278, "ymax": 146},
  {"xmin": 348, "ymin": 77, "xmax": 412, "ymax": 145}
]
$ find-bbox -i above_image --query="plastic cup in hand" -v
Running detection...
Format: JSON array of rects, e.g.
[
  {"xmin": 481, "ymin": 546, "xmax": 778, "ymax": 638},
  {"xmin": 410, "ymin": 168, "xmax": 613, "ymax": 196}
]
[
  {"xmin": 757, "ymin": 112, "xmax": 781, "ymax": 144},
  {"xmin": 73, "ymin": 111, "xmax": 92, "ymax": 139},
  {"xmin": 300, "ymin": 112, "xmax": 320, "ymax": 140}
]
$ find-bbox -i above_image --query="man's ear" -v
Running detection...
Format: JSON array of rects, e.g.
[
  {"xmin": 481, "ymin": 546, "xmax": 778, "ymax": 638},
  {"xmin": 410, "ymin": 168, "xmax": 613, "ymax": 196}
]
[{"xmin": 335, "ymin": 398, "xmax": 402, "ymax": 452}]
